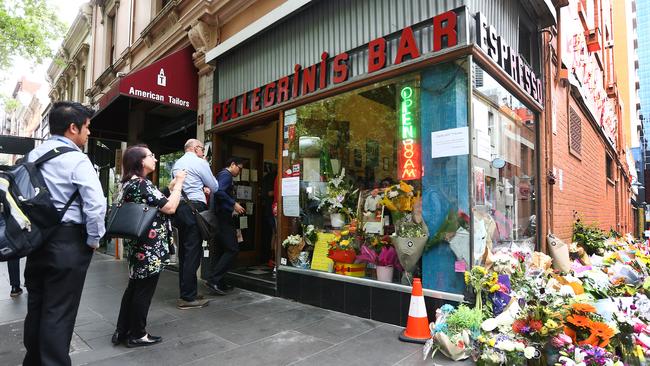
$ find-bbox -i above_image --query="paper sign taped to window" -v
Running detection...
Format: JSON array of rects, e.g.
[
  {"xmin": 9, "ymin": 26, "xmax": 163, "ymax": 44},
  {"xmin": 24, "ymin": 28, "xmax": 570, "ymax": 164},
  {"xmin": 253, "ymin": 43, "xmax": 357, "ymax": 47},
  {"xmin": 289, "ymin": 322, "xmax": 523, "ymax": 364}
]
[{"xmin": 310, "ymin": 232, "xmax": 336, "ymax": 272}]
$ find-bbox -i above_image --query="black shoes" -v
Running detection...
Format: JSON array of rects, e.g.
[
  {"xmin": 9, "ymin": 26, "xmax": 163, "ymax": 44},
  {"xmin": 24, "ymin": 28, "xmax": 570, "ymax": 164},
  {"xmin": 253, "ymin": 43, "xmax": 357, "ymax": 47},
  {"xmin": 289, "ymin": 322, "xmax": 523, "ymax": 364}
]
[
  {"xmin": 126, "ymin": 334, "xmax": 163, "ymax": 348},
  {"xmin": 204, "ymin": 281, "xmax": 233, "ymax": 296},
  {"xmin": 10, "ymin": 286, "xmax": 22, "ymax": 298},
  {"xmin": 111, "ymin": 331, "xmax": 128, "ymax": 345}
]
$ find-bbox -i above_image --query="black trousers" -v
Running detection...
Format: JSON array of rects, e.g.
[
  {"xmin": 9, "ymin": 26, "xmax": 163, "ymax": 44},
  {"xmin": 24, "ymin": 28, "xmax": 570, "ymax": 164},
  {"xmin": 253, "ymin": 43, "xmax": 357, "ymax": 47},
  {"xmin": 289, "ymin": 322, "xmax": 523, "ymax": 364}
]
[
  {"xmin": 23, "ymin": 225, "xmax": 93, "ymax": 366},
  {"xmin": 7, "ymin": 258, "xmax": 20, "ymax": 287},
  {"xmin": 173, "ymin": 201, "xmax": 206, "ymax": 301},
  {"xmin": 207, "ymin": 212, "xmax": 239, "ymax": 285},
  {"xmin": 116, "ymin": 274, "xmax": 160, "ymax": 339}
]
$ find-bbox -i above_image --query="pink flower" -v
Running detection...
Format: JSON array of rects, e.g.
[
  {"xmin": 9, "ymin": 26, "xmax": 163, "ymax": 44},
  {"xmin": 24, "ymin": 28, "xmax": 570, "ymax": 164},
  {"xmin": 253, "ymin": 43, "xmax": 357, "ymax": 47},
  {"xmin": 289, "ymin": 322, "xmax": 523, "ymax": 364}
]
[
  {"xmin": 551, "ymin": 334, "xmax": 572, "ymax": 348},
  {"xmin": 136, "ymin": 252, "xmax": 145, "ymax": 261},
  {"xmin": 148, "ymin": 229, "xmax": 157, "ymax": 239}
]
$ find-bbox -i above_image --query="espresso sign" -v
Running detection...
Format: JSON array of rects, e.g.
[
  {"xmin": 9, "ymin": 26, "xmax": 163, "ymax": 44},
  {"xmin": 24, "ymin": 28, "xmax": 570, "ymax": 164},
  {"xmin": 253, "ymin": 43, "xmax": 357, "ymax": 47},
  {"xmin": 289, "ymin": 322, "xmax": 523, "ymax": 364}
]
[{"xmin": 475, "ymin": 12, "xmax": 544, "ymax": 106}]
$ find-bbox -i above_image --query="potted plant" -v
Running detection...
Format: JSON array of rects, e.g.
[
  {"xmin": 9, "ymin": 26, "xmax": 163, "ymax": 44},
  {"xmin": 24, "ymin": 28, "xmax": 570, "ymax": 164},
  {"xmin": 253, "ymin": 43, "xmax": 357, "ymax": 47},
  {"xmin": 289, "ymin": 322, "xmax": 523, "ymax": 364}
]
[
  {"xmin": 356, "ymin": 234, "xmax": 401, "ymax": 282},
  {"xmin": 327, "ymin": 227, "xmax": 366, "ymax": 277},
  {"xmin": 282, "ymin": 234, "xmax": 304, "ymax": 267},
  {"xmin": 314, "ymin": 168, "xmax": 358, "ymax": 228}
]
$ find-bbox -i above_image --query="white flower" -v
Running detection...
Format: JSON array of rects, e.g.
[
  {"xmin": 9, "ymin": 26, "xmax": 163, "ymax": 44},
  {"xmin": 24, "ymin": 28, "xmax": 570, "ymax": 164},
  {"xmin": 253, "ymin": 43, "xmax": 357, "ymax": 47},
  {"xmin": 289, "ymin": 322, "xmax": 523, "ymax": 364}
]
[
  {"xmin": 523, "ymin": 346, "xmax": 536, "ymax": 359},
  {"xmin": 496, "ymin": 340, "xmax": 515, "ymax": 352},
  {"xmin": 514, "ymin": 342, "xmax": 525, "ymax": 352},
  {"xmin": 559, "ymin": 285, "xmax": 576, "ymax": 297},
  {"xmin": 388, "ymin": 191, "xmax": 398, "ymax": 198}
]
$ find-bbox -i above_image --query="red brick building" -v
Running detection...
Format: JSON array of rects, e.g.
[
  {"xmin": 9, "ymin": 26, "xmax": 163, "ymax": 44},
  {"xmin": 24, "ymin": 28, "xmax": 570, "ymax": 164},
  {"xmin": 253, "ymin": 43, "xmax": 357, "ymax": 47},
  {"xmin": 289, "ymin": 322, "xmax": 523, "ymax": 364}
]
[{"xmin": 539, "ymin": 0, "xmax": 634, "ymax": 244}]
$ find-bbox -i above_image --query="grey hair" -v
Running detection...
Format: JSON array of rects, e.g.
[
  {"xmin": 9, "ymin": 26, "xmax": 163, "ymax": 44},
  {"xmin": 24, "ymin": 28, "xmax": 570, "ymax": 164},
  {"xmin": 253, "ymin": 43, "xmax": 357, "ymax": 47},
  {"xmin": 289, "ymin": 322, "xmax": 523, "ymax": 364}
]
[{"xmin": 184, "ymin": 139, "xmax": 202, "ymax": 151}]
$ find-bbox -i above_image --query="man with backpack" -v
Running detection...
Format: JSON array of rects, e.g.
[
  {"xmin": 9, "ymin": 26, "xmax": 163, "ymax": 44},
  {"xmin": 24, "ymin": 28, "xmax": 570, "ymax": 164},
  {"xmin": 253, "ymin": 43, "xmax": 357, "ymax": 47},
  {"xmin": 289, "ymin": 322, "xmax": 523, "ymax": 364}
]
[{"xmin": 22, "ymin": 102, "xmax": 106, "ymax": 365}]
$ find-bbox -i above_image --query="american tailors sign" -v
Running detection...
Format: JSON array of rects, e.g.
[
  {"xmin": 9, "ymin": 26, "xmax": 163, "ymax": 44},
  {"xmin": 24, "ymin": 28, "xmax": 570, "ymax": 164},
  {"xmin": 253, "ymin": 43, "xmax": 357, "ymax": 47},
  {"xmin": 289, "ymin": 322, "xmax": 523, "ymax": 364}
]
[
  {"xmin": 118, "ymin": 46, "xmax": 198, "ymax": 110},
  {"xmin": 213, "ymin": 8, "xmax": 543, "ymax": 124}
]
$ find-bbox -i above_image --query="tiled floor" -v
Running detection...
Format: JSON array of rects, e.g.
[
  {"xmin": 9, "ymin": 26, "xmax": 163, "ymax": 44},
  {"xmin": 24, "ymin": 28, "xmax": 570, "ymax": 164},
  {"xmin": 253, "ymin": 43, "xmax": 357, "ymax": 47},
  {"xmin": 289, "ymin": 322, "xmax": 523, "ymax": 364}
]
[{"xmin": 0, "ymin": 254, "xmax": 472, "ymax": 365}]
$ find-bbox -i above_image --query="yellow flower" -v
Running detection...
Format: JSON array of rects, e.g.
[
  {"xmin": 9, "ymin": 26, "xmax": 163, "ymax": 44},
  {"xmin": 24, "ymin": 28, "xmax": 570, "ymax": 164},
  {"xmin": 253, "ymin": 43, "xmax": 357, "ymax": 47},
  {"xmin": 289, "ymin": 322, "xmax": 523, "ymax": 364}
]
[
  {"xmin": 540, "ymin": 326, "xmax": 548, "ymax": 335},
  {"xmin": 488, "ymin": 338, "xmax": 496, "ymax": 347},
  {"xmin": 475, "ymin": 266, "xmax": 486, "ymax": 275},
  {"xmin": 545, "ymin": 319, "xmax": 558, "ymax": 329},
  {"xmin": 489, "ymin": 284, "xmax": 501, "ymax": 293},
  {"xmin": 464, "ymin": 272, "xmax": 470, "ymax": 284},
  {"xmin": 340, "ymin": 240, "xmax": 350, "ymax": 248},
  {"xmin": 399, "ymin": 181, "xmax": 413, "ymax": 193}
]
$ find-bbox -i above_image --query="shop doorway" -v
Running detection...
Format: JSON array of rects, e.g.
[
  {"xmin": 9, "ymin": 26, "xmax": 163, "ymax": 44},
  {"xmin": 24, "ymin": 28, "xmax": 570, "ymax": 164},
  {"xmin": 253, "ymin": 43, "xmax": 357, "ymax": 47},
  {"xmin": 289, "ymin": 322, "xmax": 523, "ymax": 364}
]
[{"xmin": 214, "ymin": 120, "xmax": 279, "ymax": 292}]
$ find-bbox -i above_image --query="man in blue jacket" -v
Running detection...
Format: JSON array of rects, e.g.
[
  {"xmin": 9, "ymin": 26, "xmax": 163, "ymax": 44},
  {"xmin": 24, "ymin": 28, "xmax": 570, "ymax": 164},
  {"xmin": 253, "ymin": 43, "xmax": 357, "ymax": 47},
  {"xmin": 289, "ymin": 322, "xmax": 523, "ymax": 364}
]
[{"xmin": 205, "ymin": 157, "xmax": 245, "ymax": 295}]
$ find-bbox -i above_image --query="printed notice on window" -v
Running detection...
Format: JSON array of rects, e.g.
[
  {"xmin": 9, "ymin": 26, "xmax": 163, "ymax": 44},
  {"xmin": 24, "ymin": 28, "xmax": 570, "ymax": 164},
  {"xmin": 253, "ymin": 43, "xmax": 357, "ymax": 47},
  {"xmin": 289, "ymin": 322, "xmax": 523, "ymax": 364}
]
[
  {"xmin": 282, "ymin": 195, "xmax": 300, "ymax": 217},
  {"xmin": 281, "ymin": 177, "xmax": 300, "ymax": 196},
  {"xmin": 431, "ymin": 126, "xmax": 469, "ymax": 159}
]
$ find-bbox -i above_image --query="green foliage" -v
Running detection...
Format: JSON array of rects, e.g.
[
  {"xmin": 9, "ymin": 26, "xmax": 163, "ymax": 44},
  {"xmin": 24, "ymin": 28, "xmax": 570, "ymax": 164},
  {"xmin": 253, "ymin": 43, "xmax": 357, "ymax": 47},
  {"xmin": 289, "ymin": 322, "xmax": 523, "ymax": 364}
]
[
  {"xmin": 0, "ymin": 0, "xmax": 66, "ymax": 71},
  {"xmin": 446, "ymin": 304, "xmax": 484, "ymax": 334},
  {"xmin": 572, "ymin": 215, "xmax": 607, "ymax": 255}
]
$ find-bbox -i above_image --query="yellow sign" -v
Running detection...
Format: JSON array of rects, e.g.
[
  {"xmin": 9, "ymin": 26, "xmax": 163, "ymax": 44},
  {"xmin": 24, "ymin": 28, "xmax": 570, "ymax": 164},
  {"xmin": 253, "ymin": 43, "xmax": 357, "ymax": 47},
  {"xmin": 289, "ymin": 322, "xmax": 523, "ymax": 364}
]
[{"xmin": 310, "ymin": 232, "xmax": 336, "ymax": 272}]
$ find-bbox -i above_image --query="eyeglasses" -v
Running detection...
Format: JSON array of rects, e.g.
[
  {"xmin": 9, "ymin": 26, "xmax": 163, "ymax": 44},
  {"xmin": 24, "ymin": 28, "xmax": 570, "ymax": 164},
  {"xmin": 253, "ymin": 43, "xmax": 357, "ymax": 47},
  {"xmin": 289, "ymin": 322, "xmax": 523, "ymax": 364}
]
[
  {"xmin": 194, "ymin": 146, "xmax": 204, "ymax": 151},
  {"xmin": 237, "ymin": 165, "xmax": 244, "ymax": 169},
  {"xmin": 146, "ymin": 153, "xmax": 156, "ymax": 159}
]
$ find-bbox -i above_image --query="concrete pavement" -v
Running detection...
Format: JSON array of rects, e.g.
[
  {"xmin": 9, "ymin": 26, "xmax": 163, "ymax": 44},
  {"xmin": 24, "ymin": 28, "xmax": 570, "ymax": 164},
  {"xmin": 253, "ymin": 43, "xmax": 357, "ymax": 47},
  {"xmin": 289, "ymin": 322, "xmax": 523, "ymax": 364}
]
[{"xmin": 0, "ymin": 253, "xmax": 468, "ymax": 365}]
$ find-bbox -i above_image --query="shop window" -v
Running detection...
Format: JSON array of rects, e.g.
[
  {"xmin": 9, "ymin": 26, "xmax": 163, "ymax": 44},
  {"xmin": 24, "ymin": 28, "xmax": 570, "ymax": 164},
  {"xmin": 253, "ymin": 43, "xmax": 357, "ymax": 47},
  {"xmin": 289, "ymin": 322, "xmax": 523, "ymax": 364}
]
[
  {"xmin": 569, "ymin": 107, "xmax": 582, "ymax": 157},
  {"xmin": 279, "ymin": 60, "xmax": 470, "ymax": 291},
  {"xmin": 606, "ymin": 154, "xmax": 614, "ymax": 182},
  {"xmin": 472, "ymin": 65, "xmax": 538, "ymax": 257},
  {"xmin": 106, "ymin": 13, "xmax": 116, "ymax": 66}
]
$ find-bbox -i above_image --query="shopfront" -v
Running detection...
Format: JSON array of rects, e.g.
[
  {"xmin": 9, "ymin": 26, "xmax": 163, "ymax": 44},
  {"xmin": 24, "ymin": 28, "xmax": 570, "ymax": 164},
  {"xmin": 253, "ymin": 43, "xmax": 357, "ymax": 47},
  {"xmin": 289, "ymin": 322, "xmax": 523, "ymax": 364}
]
[
  {"xmin": 206, "ymin": 0, "xmax": 551, "ymax": 325},
  {"xmin": 90, "ymin": 45, "xmax": 199, "ymax": 256}
]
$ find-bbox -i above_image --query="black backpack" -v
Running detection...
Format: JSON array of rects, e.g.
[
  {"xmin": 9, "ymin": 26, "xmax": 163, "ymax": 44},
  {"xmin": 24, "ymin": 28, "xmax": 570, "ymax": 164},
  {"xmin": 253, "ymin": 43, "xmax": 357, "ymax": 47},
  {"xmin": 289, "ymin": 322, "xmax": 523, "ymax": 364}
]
[{"xmin": 0, "ymin": 147, "xmax": 80, "ymax": 261}]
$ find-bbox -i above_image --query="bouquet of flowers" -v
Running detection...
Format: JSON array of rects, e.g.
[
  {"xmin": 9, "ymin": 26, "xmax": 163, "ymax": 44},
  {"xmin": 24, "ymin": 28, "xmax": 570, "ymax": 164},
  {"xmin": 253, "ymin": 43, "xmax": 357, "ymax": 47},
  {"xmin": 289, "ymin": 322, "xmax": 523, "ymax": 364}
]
[
  {"xmin": 563, "ymin": 302, "xmax": 616, "ymax": 348},
  {"xmin": 424, "ymin": 304, "xmax": 483, "ymax": 362},
  {"xmin": 379, "ymin": 181, "xmax": 416, "ymax": 220},
  {"xmin": 556, "ymin": 344, "xmax": 624, "ymax": 366},
  {"xmin": 282, "ymin": 234, "xmax": 305, "ymax": 266},
  {"xmin": 315, "ymin": 168, "xmax": 358, "ymax": 219}
]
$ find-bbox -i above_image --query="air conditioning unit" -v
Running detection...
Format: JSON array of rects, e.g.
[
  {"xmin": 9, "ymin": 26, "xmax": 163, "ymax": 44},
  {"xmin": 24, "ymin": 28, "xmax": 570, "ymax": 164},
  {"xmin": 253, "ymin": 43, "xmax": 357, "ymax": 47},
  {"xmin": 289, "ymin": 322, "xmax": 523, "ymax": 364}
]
[{"xmin": 585, "ymin": 28, "xmax": 602, "ymax": 52}]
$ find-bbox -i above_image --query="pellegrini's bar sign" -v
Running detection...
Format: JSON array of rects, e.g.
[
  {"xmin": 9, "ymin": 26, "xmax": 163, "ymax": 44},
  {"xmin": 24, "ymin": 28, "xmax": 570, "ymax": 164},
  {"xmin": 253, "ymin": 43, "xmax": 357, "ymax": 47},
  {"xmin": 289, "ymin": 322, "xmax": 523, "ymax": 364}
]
[{"xmin": 213, "ymin": 8, "xmax": 543, "ymax": 124}]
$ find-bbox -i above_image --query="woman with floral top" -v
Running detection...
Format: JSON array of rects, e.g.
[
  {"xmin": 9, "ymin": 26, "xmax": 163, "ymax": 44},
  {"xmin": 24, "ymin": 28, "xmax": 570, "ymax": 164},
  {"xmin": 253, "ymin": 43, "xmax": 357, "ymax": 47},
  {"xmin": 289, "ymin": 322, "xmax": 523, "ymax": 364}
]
[{"xmin": 112, "ymin": 145, "xmax": 186, "ymax": 348}]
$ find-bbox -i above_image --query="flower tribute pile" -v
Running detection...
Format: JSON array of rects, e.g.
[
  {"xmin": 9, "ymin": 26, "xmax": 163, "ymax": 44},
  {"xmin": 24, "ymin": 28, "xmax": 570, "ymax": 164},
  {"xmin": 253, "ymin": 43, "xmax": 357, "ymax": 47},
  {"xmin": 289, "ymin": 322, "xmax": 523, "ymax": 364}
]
[{"xmin": 423, "ymin": 231, "xmax": 650, "ymax": 366}]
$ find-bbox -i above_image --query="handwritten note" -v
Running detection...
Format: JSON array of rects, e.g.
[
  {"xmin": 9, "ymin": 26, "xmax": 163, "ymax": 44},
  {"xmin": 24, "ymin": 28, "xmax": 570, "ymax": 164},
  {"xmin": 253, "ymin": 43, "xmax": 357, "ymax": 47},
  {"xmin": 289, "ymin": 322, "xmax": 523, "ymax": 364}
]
[
  {"xmin": 282, "ymin": 195, "xmax": 300, "ymax": 217},
  {"xmin": 310, "ymin": 232, "xmax": 336, "ymax": 272}
]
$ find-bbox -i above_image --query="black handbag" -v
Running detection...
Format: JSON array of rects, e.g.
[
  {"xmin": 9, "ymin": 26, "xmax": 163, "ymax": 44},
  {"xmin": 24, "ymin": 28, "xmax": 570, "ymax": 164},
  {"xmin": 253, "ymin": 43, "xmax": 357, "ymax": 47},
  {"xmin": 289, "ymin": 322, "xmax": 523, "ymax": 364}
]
[
  {"xmin": 106, "ymin": 182, "xmax": 159, "ymax": 240},
  {"xmin": 182, "ymin": 192, "xmax": 219, "ymax": 241}
]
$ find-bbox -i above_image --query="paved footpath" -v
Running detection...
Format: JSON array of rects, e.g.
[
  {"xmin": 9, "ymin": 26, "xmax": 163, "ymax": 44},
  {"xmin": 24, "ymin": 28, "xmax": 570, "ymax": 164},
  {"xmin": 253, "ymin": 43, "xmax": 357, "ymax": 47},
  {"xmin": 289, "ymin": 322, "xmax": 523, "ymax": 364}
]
[{"xmin": 0, "ymin": 253, "xmax": 470, "ymax": 366}]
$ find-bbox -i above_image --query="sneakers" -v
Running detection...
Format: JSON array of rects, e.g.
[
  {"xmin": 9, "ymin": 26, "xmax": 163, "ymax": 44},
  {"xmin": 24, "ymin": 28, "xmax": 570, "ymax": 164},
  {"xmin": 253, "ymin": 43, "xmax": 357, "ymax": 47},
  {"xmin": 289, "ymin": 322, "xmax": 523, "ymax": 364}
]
[
  {"xmin": 126, "ymin": 334, "xmax": 162, "ymax": 348},
  {"xmin": 10, "ymin": 286, "xmax": 23, "ymax": 298},
  {"xmin": 176, "ymin": 298, "xmax": 209, "ymax": 310}
]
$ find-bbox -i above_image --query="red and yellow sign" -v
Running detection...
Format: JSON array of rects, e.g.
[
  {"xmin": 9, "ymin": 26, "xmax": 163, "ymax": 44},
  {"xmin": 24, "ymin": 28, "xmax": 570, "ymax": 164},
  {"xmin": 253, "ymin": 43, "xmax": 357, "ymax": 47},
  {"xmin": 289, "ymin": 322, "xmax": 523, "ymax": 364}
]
[{"xmin": 398, "ymin": 86, "xmax": 422, "ymax": 180}]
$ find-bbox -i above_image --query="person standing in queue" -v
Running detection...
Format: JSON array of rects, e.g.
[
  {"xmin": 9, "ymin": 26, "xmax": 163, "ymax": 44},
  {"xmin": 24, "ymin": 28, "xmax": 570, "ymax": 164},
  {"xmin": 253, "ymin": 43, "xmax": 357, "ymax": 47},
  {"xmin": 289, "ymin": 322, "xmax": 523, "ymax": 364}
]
[
  {"xmin": 204, "ymin": 157, "xmax": 245, "ymax": 295},
  {"xmin": 23, "ymin": 101, "xmax": 106, "ymax": 366},
  {"xmin": 171, "ymin": 139, "xmax": 219, "ymax": 309},
  {"xmin": 112, "ymin": 145, "xmax": 186, "ymax": 347}
]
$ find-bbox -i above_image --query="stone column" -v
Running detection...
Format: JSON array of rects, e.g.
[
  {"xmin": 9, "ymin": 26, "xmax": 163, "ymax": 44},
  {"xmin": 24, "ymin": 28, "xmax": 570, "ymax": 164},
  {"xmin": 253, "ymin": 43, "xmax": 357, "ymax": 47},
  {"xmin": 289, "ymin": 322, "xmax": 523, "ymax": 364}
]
[{"xmin": 188, "ymin": 20, "xmax": 219, "ymax": 142}]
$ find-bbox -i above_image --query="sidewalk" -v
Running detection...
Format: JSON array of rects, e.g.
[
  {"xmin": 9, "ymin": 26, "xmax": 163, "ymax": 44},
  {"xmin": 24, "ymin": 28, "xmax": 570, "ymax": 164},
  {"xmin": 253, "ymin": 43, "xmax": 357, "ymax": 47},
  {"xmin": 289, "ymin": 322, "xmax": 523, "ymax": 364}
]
[{"xmin": 0, "ymin": 253, "xmax": 468, "ymax": 365}]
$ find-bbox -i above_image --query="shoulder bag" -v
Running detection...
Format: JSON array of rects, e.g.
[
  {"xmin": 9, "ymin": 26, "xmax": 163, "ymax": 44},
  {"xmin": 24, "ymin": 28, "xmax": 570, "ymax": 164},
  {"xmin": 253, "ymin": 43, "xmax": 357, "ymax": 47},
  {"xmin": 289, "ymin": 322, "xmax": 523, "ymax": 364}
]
[
  {"xmin": 106, "ymin": 181, "xmax": 158, "ymax": 240},
  {"xmin": 181, "ymin": 191, "xmax": 219, "ymax": 241}
]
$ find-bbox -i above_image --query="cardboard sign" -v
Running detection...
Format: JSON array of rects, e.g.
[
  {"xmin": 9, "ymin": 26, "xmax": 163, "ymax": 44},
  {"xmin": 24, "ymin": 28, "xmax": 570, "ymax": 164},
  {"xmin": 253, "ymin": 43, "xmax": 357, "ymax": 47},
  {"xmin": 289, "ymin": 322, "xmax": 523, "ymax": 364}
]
[{"xmin": 310, "ymin": 232, "xmax": 336, "ymax": 272}]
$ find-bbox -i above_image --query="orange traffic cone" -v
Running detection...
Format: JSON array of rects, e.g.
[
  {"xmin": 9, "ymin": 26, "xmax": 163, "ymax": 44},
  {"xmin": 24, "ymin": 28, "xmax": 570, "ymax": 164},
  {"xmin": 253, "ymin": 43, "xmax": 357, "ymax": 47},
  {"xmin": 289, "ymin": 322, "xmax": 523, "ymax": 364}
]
[{"xmin": 399, "ymin": 277, "xmax": 430, "ymax": 344}]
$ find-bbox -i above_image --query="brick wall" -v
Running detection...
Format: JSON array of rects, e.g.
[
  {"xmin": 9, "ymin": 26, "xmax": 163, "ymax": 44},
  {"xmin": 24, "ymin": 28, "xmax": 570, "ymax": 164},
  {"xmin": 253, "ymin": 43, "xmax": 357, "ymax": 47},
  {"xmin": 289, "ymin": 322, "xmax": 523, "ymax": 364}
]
[{"xmin": 547, "ymin": 78, "xmax": 631, "ymax": 242}]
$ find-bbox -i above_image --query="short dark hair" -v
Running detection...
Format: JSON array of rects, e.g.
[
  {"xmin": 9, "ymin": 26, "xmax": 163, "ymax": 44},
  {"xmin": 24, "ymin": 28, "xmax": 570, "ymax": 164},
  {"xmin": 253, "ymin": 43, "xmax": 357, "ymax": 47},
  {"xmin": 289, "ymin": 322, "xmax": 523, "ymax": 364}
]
[
  {"xmin": 48, "ymin": 101, "xmax": 95, "ymax": 136},
  {"xmin": 225, "ymin": 157, "xmax": 244, "ymax": 168},
  {"xmin": 121, "ymin": 144, "xmax": 148, "ymax": 183}
]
